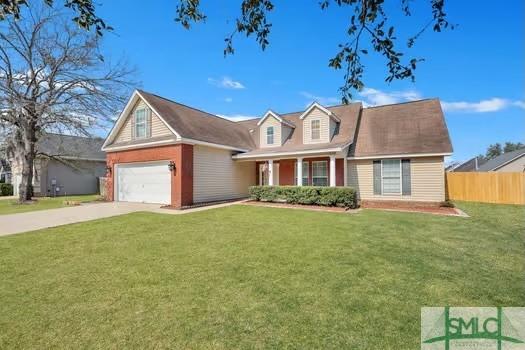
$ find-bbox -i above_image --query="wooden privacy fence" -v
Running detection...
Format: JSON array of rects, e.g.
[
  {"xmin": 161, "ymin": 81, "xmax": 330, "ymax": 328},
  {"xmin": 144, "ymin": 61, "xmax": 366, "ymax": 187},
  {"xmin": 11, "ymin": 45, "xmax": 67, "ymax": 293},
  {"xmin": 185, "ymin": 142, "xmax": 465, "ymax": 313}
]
[{"xmin": 446, "ymin": 172, "xmax": 525, "ymax": 205}]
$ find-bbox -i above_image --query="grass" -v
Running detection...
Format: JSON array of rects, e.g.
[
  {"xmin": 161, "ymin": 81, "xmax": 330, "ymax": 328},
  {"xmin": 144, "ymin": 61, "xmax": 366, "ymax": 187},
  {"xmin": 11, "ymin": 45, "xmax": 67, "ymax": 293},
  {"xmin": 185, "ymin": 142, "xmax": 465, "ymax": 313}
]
[
  {"xmin": 0, "ymin": 194, "xmax": 101, "ymax": 215},
  {"xmin": 0, "ymin": 202, "xmax": 523, "ymax": 349}
]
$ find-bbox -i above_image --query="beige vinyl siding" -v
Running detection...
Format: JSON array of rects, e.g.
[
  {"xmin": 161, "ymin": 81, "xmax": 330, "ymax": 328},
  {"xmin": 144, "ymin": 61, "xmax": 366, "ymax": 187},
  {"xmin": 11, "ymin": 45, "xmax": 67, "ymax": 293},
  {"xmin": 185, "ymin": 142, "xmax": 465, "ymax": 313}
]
[
  {"xmin": 494, "ymin": 154, "xmax": 525, "ymax": 172},
  {"xmin": 114, "ymin": 99, "xmax": 172, "ymax": 143},
  {"xmin": 193, "ymin": 145, "xmax": 256, "ymax": 203},
  {"xmin": 259, "ymin": 115, "xmax": 281, "ymax": 148},
  {"xmin": 281, "ymin": 125, "xmax": 293, "ymax": 144},
  {"xmin": 302, "ymin": 107, "xmax": 330, "ymax": 144},
  {"xmin": 329, "ymin": 119, "xmax": 337, "ymax": 141},
  {"xmin": 347, "ymin": 156, "xmax": 445, "ymax": 202}
]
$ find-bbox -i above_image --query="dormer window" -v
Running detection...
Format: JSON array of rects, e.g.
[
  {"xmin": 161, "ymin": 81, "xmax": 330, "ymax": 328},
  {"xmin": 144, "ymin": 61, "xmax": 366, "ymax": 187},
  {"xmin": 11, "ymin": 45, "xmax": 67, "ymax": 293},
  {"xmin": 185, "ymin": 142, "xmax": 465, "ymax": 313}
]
[
  {"xmin": 311, "ymin": 120, "xmax": 320, "ymax": 140},
  {"xmin": 134, "ymin": 108, "xmax": 147, "ymax": 139},
  {"xmin": 266, "ymin": 126, "xmax": 274, "ymax": 145}
]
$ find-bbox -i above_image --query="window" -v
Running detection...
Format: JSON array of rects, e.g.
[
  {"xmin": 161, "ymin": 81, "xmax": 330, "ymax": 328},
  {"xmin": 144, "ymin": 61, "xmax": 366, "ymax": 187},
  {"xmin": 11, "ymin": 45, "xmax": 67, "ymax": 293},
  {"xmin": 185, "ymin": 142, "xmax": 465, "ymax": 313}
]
[
  {"xmin": 266, "ymin": 126, "xmax": 274, "ymax": 144},
  {"xmin": 134, "ymin": 108, "xmax": 147, "ymax": 138},
  {"xmin": 381, "ymin": 159, "xmax": 401, "ymax": 194},
  {"xmin": 295, "ymin": 161, "xmax": 309, "ymax": 185},
  {"xmin": 312, "ymin": 161, "xmax": 328, "ymax": 186},
  {"xmin": 311, "ymin": 119, "xmax": 320, "ymax": 140}
]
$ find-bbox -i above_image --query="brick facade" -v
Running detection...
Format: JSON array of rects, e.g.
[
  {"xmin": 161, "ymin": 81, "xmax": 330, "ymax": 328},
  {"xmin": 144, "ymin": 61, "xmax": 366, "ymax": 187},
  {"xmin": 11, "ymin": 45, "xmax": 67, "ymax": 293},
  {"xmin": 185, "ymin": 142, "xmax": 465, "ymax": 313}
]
[
  {"xmin": 105, "ymin": 144, "xmax": 193, "ymax": 208},
  {"xmin": 255, "ymin": 157, "xmax": 345, "ymax": 186}
]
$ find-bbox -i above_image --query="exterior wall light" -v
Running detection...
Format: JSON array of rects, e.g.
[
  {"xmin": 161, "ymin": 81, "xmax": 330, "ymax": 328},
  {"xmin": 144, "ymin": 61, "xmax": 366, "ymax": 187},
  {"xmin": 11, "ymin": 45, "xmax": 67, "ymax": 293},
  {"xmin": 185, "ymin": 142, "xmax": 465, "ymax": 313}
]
[{"xmin": 168, "ymin": 161, "xmax": 176, "ymax": 172}]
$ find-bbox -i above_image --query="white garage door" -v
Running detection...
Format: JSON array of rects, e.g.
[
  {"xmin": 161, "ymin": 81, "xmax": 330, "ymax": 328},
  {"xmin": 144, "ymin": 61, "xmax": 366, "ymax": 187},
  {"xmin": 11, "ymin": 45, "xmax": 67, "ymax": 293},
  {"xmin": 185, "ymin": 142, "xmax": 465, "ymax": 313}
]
[{"xmin": 116, "ymin": 162, "xmax": 171, "ymax": 204}]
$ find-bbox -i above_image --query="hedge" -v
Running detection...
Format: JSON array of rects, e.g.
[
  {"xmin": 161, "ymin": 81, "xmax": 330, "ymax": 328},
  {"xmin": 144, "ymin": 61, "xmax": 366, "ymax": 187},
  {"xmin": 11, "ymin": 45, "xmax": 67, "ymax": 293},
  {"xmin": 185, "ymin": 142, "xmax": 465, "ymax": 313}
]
[
  {"xmin": 0, "ymin": 183, "xmax": 13, "ymax": 196},
  {"xmin": 249, "ymin": 185, "xmax": 358, "ymax": 209}
]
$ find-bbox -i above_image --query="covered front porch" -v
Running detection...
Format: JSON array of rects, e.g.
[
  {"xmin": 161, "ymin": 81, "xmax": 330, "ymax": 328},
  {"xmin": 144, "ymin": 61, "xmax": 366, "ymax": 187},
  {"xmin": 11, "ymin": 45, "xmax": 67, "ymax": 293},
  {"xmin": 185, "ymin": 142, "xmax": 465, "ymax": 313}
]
[{"xmin": 254, "ymin": 155, "xmax": 347, "ymax": 187}]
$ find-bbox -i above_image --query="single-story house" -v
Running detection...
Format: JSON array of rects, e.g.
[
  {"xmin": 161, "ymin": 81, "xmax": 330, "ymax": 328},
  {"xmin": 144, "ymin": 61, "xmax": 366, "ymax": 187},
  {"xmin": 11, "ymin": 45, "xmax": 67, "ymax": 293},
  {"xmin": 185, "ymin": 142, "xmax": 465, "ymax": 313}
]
[
  {"xmin": 11, "ymin": 133, "xmax": 106, "ymax": 196},
  {"xmin": 102, "ymin": 90, "xmax": 453, "ymax": 207},
  {"xmin": 447, "ymin": 156, "xmax": 486, "ymax": 172},
  {"xmin": 476, "ymin": 148, "xmax": 525, "ymax": 172},
  {"xmin": 0, "ymin": 159, "xmax": 11, "ymax": 183}
]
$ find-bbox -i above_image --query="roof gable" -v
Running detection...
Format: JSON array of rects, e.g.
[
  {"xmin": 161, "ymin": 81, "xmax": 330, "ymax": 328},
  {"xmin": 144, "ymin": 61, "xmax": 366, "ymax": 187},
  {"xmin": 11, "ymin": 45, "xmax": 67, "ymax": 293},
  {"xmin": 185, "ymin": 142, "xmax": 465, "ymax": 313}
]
[
  {"xmin": 299, "ymin": 102, "xmax": 341, "ymax": 122},
  {"xmin": 257, "ymin": 110, "xmax": 295, "ymax": 128},
  {"xmin": 102, "ymin": 90, "xmax": 179, "ymax": 150}
]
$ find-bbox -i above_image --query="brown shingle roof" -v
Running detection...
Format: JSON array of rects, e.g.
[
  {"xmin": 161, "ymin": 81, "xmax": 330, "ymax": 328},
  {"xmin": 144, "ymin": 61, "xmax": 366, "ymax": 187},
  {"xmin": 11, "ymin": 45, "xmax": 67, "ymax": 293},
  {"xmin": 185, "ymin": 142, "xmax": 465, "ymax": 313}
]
[
  {"xmin": 350, "ymin": 99, "xmax": 452, "ymax": 157},
  {"xmin": 129, "ymin": 91, "xmax": 452, "ymax": 158},
  {"xmin": 138, "ymin": 90, "xmax": 256, "ymax": 150}
]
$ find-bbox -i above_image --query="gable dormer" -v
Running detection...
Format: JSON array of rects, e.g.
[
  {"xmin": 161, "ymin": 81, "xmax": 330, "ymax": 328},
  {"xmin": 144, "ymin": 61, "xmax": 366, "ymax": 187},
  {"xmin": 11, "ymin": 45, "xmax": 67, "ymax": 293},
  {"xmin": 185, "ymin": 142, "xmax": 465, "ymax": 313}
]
[
  {"xmin": 300, "ymin": 102, "xmax": 340, "ymax": 144},
  {"xmin": 102, "ymin": 91, "xmax": 177, "ymax": 150},
  {"xmin": 257, "ymin": 110, "xmax": 295, "ymax": 148}
]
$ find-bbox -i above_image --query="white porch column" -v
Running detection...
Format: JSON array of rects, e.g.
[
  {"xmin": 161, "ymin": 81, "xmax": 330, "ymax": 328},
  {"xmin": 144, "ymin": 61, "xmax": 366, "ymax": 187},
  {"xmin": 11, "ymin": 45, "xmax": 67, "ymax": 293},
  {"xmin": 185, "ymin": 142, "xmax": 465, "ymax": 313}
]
[
  {"xmin": 268, "ymin": 159, "xmax": 274, "ymax": 186},
  {"xmin": 297, "ymin": 157, "xmax": 303, "ymax": 186},
  {"xmin": 329, "ymin": 155, "xmax": 336, "ymax": 187},
  {"xmin": 343, "ymin": 158, "xmax": 348, "ymax": 186}
]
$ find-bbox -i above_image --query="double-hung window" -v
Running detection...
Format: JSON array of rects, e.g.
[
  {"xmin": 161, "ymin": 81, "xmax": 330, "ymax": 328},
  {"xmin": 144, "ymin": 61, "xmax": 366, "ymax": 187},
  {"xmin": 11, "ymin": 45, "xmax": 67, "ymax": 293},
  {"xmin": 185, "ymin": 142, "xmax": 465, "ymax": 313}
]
[
  {"xmin": 381, "ymin": 159, "xmax": 401, "ymax": 194},
  {"xmin": 134, "ymin": 108, "xmax": 147, "ymax": 139},
  {"xmin": 311, "ymin": 119, "xmax": 320, "ymax": 140},
  {"xmin": 266, "ymin": 126, "xmax": 274, "ymax": 145},
  {"xmin": 312, "ymin": 161, "xmax": 328, "ymax": 186}
]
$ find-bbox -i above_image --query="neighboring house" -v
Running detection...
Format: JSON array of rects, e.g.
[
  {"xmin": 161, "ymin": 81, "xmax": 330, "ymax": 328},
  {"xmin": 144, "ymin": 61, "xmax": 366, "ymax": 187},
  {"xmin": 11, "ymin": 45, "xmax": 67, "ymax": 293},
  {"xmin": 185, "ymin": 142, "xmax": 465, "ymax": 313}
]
[
  {"xmin": 0, "ymin": 159, "xmax": 12, "ymax": 183},
  {"xmin": 448, "ymin": 156, "xmax": 486, "ymax": 172},
  {"xmin": 11, "ymin": 133, "xmax": 106, "ymax": 196},
  {"xmin": 476, "ymin": 148, "xmax": 525, "ymax": 172},
  {"xmin": 102, "ymin": 90, "xmax": 452, "ymax": 207}
]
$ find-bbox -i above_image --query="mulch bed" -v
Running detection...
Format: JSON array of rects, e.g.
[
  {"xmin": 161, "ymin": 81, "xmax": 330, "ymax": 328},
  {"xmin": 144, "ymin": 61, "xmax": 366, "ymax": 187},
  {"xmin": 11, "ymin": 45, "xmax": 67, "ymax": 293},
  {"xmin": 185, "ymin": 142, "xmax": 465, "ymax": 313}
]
[
  {"xmin": 243, "ymin": 200, "xmax": 467, "ymax": 217},
  {"xmin": 361, "ymin": 200, "xmax": 464, "ymax": 216},
  {"xmin": 161, "ymin": 198, "xmax": 248, "ymax": 211},
  {"xmin": 242, "ymin": 200, "xmax": 359, "ymax": 213}
]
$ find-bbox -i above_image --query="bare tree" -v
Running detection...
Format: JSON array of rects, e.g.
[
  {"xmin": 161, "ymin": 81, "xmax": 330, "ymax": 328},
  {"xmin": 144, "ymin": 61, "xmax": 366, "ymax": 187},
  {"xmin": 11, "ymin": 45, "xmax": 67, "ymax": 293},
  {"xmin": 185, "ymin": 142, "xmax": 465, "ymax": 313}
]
[{"xmin": 0, "ymin": 4, "xmax": 135, "ymax": 202}]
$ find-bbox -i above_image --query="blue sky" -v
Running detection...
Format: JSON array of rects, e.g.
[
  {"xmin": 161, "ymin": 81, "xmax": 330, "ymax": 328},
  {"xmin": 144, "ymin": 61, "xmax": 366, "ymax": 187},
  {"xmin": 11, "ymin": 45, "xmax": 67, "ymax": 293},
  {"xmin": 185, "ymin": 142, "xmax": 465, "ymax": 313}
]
[{"xmin": 97, "ymin": 0, "xmax": 524, "ymax": 162}]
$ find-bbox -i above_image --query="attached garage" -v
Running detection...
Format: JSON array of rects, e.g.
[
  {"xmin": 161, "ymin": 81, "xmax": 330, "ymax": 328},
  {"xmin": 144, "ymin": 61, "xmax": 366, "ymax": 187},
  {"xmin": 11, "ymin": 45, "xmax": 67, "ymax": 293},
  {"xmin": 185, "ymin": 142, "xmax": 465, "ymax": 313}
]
[{"xmin": 115, "ymin": 162, "xmax": 171, "ymax": 204}]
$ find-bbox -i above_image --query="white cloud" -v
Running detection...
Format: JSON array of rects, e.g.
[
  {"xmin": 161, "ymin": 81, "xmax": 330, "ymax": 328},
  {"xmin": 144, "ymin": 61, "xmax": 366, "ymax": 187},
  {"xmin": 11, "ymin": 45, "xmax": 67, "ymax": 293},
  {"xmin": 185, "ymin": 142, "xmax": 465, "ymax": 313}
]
[
  {"xmin": 440, "ymin": 98, "xmax": 520, "ymax": 113},
  {"xmin": 216, "ymin": 114, "xmax": 256, "ymax": 121},
  {"xmin": 512, "ymin": 100, "xmax": 525, "ymax": 109},
  {"xmin": 300, "ymin": 91, "xmax": 341, "ymax": 106},
  {"xmin": 358, "ymin": 88, "xmax": 422, "ymax": 107},
  {"xmin": 224, "ymin": 97, "xmax": 233, "ymax": 103},
  {"xmin": 208, "ymin": 76, "xmax": 245, "ymax": 89},
  {"xmin": 302, "ymin": 86, "xmax": 525, "ymax": 114}
]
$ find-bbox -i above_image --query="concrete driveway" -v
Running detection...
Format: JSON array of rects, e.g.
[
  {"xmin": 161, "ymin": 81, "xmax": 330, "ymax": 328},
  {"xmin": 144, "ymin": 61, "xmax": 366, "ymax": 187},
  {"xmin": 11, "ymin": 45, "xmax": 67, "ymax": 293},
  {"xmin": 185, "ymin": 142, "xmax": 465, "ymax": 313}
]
[
  {"xmin": 0, "ymin": 200, "xmax": 243, "ymax": 237},
  {"xmin": 0, "ymin": 202, "xmax": 160, "ymax": 236}
]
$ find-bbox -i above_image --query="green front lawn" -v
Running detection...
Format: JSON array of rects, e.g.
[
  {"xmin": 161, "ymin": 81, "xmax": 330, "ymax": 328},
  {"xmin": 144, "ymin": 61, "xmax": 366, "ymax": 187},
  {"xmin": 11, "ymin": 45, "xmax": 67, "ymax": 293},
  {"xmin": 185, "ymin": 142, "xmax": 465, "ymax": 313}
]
[
  {"xmin": 0, "ymin": 202, "xmax": 523, "ymax": 349},
  {"xmin": 0, "ymin": 194, "xmax": 101, "ymax": 215}
]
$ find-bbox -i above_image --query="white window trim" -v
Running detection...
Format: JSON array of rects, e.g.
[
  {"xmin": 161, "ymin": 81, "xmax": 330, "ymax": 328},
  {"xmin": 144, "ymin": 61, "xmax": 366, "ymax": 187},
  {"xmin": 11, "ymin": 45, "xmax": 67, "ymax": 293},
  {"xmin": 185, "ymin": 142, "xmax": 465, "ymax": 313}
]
[
  {"xmin": 311, "ymin": 119, "xmax": 321, "ymax": 140},
  {"xmin": 266, "ymin": 126, "xmax": 274, "ymax": 145},
  {"xmin": 380, "ymin": 159, "xmax": 402, "ymax": 195},
  {"xmin": 134, "ymin": 108, "xmax": 148, "ymax": 139},
  {"xmin": 312, "ymin": 160, "xmax": 328, "ymax": 186}
]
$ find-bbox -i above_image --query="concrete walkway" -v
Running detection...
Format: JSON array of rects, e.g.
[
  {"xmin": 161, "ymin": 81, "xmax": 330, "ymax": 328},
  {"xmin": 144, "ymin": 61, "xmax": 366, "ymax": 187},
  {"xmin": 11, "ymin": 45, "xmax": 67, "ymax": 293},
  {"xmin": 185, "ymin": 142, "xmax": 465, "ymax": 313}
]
[{"xmin": 0, "ymin": 200, "xmax": 243, "ymax": 237}]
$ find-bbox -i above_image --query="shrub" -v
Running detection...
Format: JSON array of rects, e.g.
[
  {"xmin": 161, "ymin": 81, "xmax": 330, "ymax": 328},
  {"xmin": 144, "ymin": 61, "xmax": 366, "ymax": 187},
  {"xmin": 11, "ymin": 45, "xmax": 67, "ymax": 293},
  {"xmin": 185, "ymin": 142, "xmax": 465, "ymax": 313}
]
[
  {"xmin": 248, "ymin": 185, "xmax": 358, "ymax": 209},
  {"xmin": 0, "ymin": 183, "xmax": 13, "ymax": 196}
]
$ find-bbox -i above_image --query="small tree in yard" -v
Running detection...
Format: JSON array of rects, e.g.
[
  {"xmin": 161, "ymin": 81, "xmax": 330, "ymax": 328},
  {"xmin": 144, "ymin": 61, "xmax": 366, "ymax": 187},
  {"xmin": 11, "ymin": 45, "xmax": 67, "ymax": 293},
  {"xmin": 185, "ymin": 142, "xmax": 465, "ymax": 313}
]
[{"xmin": 0, "ymin": 5, "xmax": 135, "ymax": 202}]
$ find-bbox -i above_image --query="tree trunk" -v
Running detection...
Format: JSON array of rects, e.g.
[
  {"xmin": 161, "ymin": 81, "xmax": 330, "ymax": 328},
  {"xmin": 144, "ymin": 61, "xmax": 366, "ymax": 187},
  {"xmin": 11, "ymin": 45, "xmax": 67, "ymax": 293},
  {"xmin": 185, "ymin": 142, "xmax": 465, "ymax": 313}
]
[{"xmin": 18, "ymin": 126, "xmax": 37, "ymax": 202}]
